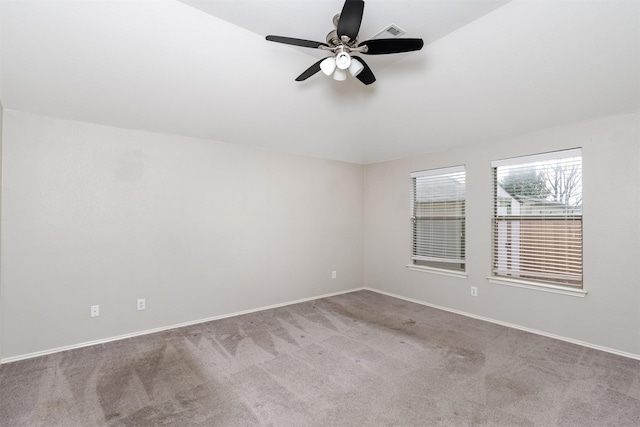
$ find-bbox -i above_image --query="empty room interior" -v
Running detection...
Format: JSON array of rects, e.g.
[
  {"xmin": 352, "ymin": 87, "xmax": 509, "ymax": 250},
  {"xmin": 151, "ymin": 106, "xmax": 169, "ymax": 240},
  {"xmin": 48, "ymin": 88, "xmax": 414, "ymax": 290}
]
[{"xmin": 1, "ymin": 0, "xmax": 639, "ymax": 425}]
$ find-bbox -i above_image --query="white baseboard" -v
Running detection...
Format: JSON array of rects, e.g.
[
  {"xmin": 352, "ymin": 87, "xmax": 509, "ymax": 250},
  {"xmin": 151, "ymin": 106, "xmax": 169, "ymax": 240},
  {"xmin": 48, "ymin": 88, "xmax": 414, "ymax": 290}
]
[
  {"xmin": 5, "ymin": 286, "xmax": 637, "ymax": 364},
  {"xmin": 1, "ymin": 287, "xmax": 365, "ymax": 364},
  {"xmin": 364, "ymin": 287, "xmax": 640, "ymax": 361}
]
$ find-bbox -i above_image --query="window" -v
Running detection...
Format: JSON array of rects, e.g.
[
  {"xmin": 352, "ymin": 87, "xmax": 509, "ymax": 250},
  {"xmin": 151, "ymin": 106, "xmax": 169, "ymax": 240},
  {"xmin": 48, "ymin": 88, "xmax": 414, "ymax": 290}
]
[
  {"xmin": 492, "ymin": 149, "xmax": 582, "ymax": 287},
  {"xmin": 410, "ymin": 166, "xmax": 465, "ymax": 273}
]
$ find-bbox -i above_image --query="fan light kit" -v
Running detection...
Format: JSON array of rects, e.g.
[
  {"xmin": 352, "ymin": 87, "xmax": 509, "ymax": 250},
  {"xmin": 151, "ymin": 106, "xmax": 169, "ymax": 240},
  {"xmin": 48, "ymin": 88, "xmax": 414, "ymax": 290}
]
[{"xmin": 266, "ymin": 0, "xmax": 424, "ymax": 85}]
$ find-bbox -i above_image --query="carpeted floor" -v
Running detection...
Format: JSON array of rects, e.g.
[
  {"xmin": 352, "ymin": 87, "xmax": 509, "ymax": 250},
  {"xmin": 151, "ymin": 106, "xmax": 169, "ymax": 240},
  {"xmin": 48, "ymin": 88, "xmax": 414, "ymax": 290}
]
[{"xmin": 1, "ymin": 290, "xmax": 639, "ymax": 426}]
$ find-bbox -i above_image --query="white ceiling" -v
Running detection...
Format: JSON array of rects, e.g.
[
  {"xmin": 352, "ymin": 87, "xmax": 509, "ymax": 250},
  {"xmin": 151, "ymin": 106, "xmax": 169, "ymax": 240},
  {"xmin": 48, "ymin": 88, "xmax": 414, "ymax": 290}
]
[
  {"xmin": 178, "ymin": 0, "xmax": 511, "ymax": 66},
  {"xmin": 1, "ymin": 0, "xmax": 638, "ymax": 164}
]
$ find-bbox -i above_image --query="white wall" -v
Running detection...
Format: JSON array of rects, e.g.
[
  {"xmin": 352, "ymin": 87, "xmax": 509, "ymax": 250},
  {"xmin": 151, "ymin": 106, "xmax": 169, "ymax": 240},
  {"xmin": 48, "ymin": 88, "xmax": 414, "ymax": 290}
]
[
  {"xmin": 2, "ymin": 110, "xmax": 639, "ymax": 361},
  {"xmin": 364, "ymin": 113, "xmax": 640, "ymax": 357},
  {"xmin": 0, "ymin": 111, "xmax": 364, "ymax": 360}
]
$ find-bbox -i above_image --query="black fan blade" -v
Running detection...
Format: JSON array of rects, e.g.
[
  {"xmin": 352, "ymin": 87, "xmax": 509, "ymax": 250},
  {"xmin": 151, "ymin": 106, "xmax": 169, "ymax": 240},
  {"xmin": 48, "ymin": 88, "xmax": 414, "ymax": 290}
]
[
  {"xmin": 359, "ymin": 38, "xmax": 424, "ymax": 55},
  {"xmin": 337, "ymin": 0, "xmax": 364, "ymax": 42},
  {"xmin": 266, "ymin": 35, "xmax": 328, "ymax": 49},
  {"xmin": 295, "ymin": 59, "xmax": 325, "ymax": 81},
  {"xmin": 352, "ymin": 56, "xmax": 376, "ymax": 85}
]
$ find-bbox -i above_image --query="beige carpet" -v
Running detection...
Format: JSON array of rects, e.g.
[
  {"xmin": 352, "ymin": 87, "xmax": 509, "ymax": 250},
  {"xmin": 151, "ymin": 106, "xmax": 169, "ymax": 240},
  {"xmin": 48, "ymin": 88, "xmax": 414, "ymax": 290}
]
[{"xmin": 1, "ymin": 290, "xmax": 639, "ymax": 426}]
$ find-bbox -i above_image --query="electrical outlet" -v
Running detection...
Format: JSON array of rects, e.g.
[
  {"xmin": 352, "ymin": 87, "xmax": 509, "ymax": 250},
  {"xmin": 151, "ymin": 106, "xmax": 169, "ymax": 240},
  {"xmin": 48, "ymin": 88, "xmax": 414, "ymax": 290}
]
[
  {"xmin": 137, "ymin": 298, "xmax": 146, "ymax": 311},
  {"xmin": 332, "ymin": 271, "xmax": 337, "ymax": 279},
  {"xmin": 471, "ymin": 287, "xmax": 478, "ymax": 297},
  {"xmin": 91, "ymin": 305, "xmax": 99, "ymax": 317}
]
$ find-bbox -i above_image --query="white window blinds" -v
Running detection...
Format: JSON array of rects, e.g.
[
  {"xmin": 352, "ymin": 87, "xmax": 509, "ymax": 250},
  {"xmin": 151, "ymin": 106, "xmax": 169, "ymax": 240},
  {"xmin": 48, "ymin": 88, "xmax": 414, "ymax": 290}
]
[
  {"xmin": 492, "ymin": 149, "xmax": 583, "ymax": 287},
  {"xmin": 411, "ymin": 166, "xmax": 465, "ymax": 272}
]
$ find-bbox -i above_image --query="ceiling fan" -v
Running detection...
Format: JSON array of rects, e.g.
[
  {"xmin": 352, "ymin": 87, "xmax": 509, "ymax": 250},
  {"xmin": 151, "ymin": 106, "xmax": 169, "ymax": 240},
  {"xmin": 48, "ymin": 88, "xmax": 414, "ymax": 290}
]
[{"xmin": 266, "ymin": 0, "xmax": 424, "ymax": 85}]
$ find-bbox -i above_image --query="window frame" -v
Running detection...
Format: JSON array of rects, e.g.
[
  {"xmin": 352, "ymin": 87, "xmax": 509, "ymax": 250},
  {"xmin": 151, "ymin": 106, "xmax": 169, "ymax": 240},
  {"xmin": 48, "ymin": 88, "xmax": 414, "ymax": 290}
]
[
  {"xmin": 408, "ymin": 165, "xmax": 467, "ymax": 277},
  {"xmin": 489, "ymin": 148, "xmax": 585, "ymax": 296}
]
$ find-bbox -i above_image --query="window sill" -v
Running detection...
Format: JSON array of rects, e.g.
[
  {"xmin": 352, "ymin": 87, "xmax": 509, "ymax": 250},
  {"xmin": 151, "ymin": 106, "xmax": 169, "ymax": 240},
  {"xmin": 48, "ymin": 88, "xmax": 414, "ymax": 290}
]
[
  {"xmin": 406, "ymin": 264, "xmax": 468, "ymax": 279},
  {"xmin": 487, "ymin": 276, "xmax": 588, "ymax": 298}
]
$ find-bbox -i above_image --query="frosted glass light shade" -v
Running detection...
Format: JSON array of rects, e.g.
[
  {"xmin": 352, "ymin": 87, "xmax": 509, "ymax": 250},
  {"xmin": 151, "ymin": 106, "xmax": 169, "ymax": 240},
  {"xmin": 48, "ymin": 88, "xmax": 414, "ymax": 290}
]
[
  {"xmin": 349, "ymin": 58, "xmax": 364, "ymax": 77},
  {"xmin": 335, "ymin": 52, "xmax": 351, "ymax": 70},
  {"xmin": 333, "ymin": 68, "xmax": 347, "ymax": 81},
  {"xmin": 320, "ymin": 57, "xmax": 336, "ymax": 76}
]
